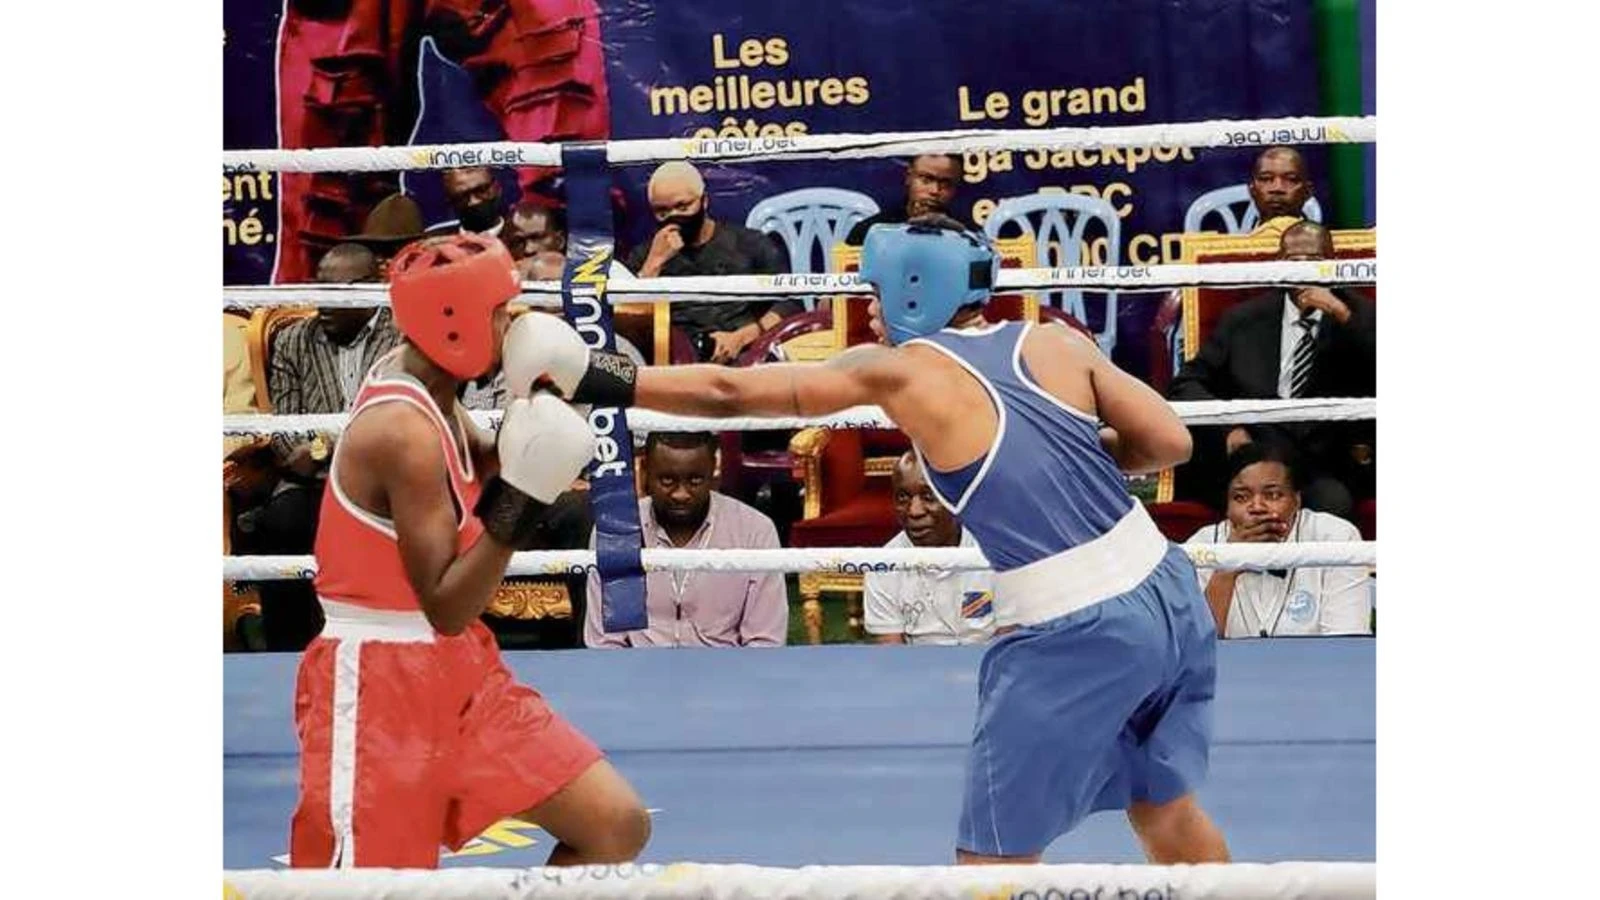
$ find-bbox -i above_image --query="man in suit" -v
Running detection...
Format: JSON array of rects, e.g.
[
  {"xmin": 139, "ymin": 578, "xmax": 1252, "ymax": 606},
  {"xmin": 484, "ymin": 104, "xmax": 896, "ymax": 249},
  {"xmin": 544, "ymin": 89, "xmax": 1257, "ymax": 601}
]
[{"xmin": 1167, "ymin": 221, "xmax": 1375, "ymax": 519}]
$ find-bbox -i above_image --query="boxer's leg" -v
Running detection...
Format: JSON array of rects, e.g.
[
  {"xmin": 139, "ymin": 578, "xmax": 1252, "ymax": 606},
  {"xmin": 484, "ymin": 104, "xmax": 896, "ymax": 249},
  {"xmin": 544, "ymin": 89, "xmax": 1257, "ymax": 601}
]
[{"xmin": 445, "ymin": 625, "xmax": 649, "ymax": 865}]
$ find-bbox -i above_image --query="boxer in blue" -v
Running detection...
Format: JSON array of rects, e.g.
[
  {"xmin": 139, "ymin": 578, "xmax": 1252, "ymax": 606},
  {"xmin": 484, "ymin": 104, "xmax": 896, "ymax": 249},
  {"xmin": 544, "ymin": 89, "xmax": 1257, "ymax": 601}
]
[{"xmin": 504, "ymin": 214, "xmax": 1230, "ymax": 864}]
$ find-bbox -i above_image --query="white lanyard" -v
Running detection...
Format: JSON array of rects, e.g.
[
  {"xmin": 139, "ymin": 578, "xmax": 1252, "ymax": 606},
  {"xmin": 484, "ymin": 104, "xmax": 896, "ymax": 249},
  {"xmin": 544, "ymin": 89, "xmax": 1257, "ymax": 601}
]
[{"xmin": 663, "ymin": 519, "xmax": 715, "ymax": 645}]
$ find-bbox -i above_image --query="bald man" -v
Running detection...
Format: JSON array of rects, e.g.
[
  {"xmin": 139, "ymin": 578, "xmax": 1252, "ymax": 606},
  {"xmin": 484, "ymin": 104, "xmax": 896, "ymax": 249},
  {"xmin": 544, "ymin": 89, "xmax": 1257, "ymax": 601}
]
[
  {"xmin": 864, "ymin": 452, "xmax": 998, "ymax": 646},
  {"xmin": 624, "ymin": 161, "xmax": 797, "ymax": 364},
  {"xmin": 1168, "ymin": 221, "xmax": 1375, "ymax": 518}
]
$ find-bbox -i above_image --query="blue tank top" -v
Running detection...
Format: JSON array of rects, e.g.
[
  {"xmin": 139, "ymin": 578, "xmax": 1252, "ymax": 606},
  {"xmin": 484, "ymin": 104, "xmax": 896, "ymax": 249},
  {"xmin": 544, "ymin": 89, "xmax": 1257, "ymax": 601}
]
[{"xmin": 908, "ymin": 321, "xmax": 1134, "ymax": 572}]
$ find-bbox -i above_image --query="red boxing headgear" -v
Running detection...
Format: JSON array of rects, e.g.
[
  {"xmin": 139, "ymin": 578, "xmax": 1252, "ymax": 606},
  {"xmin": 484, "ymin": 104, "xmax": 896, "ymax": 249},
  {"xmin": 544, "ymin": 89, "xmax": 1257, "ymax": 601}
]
[{"xmin": 387, "ymin": 233, "xmax": 521, "ymax": 380}]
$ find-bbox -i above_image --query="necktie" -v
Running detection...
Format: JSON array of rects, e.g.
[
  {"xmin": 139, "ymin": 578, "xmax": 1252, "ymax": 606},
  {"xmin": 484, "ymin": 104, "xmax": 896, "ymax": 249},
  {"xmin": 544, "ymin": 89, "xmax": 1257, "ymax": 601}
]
[{"xmin": 1288, "ymin": 315, "xmax": 1317, "ymax": 398}]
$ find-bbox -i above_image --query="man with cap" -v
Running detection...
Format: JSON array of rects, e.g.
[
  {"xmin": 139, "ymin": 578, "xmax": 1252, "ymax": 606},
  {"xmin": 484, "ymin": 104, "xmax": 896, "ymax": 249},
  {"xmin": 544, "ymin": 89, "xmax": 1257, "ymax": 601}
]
[
  {"xmin": 290, "ymin": 233, "xmax": 650, "ymax": 869},
  {"xmin": 501, "ymin": 214, "xmax": 1230, "ymax": 866}
]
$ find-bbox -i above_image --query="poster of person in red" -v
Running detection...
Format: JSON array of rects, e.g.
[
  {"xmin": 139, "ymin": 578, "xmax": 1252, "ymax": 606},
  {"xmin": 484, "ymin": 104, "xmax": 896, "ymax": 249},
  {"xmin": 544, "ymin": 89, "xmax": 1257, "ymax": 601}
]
[{"xmin": 273, "ymin": 0, "xmax": 611, "ymax": 283}]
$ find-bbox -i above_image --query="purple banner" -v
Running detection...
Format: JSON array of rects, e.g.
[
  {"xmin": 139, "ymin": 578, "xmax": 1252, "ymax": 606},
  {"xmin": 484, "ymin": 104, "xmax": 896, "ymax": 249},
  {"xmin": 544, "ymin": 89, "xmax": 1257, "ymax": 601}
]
[{"xmin": 223, "ymin": 0, "xmax": 1322, "ymax": 366}]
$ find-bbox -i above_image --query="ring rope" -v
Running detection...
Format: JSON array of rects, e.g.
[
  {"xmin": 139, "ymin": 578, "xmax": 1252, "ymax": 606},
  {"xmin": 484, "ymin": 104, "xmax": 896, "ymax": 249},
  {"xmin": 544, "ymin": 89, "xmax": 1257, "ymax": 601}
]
[
  {"xmin": 221, "ymin": 114, "xmax": 1376, "ymax": 173},
  {"xmin": 221, "ymin": 861, "xmax": 1376, "ymax": 900},
  {"xmin": 223, "ymin": 398, "xmax": 1376, "ymax": 438},
  {"xmin": 224, "ymin": 541, "xmax": 1376, "ymax": 582},
  {"xmin": 221, "ymin": 259, "xmax": 1376, "ymax": 310}
]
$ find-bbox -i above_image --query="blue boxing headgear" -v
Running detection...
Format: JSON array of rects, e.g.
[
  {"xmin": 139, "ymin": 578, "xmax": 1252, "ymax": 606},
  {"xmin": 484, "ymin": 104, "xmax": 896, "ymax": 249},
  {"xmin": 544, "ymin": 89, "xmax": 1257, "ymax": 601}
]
[{"xmin": 859, "ymin": 221, "xmax": 999, "ymax": 345}]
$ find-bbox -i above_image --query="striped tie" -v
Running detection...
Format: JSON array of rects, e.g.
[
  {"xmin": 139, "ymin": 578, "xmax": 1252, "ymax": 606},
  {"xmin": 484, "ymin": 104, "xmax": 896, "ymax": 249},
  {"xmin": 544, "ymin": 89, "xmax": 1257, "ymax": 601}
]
[{"xmin": 1288, "ymin": 316, "xmax": 1317, "ymax": 398}]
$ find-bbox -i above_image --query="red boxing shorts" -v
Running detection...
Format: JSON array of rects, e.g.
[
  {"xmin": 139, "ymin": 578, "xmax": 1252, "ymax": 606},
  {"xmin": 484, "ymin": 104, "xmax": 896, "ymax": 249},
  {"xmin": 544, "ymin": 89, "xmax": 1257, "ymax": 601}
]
[{"xmin": 290, "ymin": 603, "xmax": 601, "ymax": 868}]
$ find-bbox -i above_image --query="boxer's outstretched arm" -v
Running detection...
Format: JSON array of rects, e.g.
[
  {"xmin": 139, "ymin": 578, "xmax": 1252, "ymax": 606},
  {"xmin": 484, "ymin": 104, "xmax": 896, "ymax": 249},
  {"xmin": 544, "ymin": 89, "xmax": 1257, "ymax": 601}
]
[
  {"xmin": 359, "ymin": 406, "xmax": 514, "ymax": 635},
  {"xmin": 635, "ymin": 345, "xmax": 900, "ymax": 418}
]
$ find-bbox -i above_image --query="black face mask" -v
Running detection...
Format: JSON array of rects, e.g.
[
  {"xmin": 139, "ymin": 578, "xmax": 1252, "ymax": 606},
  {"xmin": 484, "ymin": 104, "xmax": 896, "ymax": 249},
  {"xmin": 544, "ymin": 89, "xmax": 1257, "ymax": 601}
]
[
  {"xmin": 662, "ymin": 201, "xmax": 707, "ymax": 244},
  {"xmin": 459, "ymin": 198, "xmax": 501, "ymax": 233}
]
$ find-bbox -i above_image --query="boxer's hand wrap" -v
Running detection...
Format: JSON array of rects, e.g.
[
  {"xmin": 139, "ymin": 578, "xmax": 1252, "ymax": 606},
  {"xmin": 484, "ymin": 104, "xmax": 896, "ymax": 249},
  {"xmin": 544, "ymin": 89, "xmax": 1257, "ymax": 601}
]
[
  {"xmin": 567, "ymin": 349, "xmax": 637, "ymax": 408},
  {"xmin": 503, "ymin": 313, "xmax": 636, "ymax": 407},
  {"xmin": 473, "ymin": 477, "xmax": 559, "ymax": 550}
]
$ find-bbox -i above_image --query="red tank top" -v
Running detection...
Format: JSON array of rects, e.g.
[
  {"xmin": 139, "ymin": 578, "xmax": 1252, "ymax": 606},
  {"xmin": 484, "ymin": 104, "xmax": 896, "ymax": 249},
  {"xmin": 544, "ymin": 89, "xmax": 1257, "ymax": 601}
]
[{"xmin": 313, "ymin": 361, "xmax": 486, "ymax": 612}]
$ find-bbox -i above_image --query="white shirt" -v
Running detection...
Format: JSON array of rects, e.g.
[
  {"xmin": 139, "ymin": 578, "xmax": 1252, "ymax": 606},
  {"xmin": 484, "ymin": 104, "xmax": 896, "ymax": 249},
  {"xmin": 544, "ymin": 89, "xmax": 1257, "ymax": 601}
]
[
  {"xmin": 864, "ymin": 530, "xmax": 997, "ymax": 645},
  {"xmin": 1277, "ymin": 295, "xmax": 1323, "ymax": 399},
  {"xmin": 1185, "ymin": 508, "xmax": 1372, "ymax": 638}
]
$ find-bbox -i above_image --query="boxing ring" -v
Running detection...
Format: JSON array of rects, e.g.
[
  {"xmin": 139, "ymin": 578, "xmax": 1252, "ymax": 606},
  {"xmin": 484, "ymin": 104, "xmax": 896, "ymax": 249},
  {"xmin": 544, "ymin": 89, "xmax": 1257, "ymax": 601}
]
[
  {"xmin": 222, "ymin": 115, "xmax": 1377, "ymax": 898},
  {"xmin": 226, "ymin": 640, "xmax": 1372, "ymax": 889}
]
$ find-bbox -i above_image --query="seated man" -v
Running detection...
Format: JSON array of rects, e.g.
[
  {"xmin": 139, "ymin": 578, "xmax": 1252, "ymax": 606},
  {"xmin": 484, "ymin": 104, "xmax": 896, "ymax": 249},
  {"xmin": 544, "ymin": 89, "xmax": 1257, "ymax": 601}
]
[
  {"xmin": 431, "ymin": 166, "xmax": 511, "ymax": 236},
  {"xmin": 234, "ymin": 243, "xmax": 402, "ymax": 650},
  {"xmin": 583, "ymin": 431, "xmax": 787, "ymax": 648},
  {"xmin": 504, "ymin": 199, "xmax": 568, "ymax": 261},
  {"xmin": 1246, "ymin": 145, "xmax": 1316, "ymax": 238},
  {"xmin": 625, "ymin": 161, "xmax": 799, "ymax": 363},
  {"xmin": 1184, "ymin": 443, "xmax": 1371, "ymax": 638},
  {"xmin": 1167, "ymin": 220, "xmax": 1375, "ymax": 518},
  {"xmin": 347, "ymin": 192, "xmax": 427, "ymax": 278},
  {"xmin": 865, "ymin": 452, "xmax": 997, "ymax": 645},
  {"xmin": 845, "ymin": 154, "xmax": 969, "ymax": 246}
]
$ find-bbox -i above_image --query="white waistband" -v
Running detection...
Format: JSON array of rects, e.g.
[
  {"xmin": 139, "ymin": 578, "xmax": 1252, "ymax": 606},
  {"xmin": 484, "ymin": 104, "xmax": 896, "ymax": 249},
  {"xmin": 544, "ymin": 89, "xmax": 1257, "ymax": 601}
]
[
  {"xmin": 317, "ymin": 598, "xmax": 436, "ymax": 643},
  {"xmin": 994, "ymin": 502, "xmax": 1171, "ymax": 628}
]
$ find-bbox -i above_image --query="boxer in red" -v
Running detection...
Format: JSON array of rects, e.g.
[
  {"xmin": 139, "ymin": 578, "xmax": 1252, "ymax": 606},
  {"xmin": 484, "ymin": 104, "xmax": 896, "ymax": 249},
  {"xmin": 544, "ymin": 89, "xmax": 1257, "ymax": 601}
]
[{"xmin": 290, "ymin": 232, "xmax": 650, "ymax": 869}]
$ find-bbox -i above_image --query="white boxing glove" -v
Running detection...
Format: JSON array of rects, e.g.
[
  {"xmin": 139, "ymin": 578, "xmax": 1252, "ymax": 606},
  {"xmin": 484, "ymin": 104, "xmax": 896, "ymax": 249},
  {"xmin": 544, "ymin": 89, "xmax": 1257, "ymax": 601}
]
[
  {"xmin": 473, "ymin": 394, "xmax": 596, "ymax": 549},
  {"xmin": 502, "ymin": 312, "xmax": 638, "ymax": 407}
]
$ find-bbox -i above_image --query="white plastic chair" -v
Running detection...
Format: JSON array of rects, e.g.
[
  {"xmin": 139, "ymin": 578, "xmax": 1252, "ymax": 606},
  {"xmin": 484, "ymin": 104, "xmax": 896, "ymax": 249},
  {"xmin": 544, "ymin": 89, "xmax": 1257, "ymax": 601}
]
[{"xmin": 982, "ymin": 192, "xmax": 1121, "ymax": 354}]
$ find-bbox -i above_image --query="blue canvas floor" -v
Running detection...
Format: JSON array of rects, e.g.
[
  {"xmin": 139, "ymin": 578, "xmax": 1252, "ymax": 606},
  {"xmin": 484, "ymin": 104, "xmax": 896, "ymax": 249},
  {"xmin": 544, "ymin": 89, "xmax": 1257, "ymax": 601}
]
[{"xmin": 224, "ymin": 639, "xmax": 1374, "ymax": 868}]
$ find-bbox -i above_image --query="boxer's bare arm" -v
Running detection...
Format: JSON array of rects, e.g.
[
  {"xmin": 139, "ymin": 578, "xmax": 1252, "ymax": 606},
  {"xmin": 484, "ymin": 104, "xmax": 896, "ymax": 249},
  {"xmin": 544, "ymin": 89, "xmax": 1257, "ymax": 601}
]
[
  {"xmin": 1059, "ymin": 328, "xmax": 1192, "ymax": 475},
  {"xmin": 634, "ymin": 344, "xmax": 908, "ymax": 418},
  {"xmin": 350, "ymin": 405, "xmax": 514, "ymax": 635}
]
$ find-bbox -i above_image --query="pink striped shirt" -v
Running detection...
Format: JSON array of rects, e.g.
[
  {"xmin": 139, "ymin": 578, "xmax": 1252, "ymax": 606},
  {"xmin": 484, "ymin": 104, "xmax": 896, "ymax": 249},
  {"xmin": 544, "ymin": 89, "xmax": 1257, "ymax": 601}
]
[{"xmin": 583, "ymin": 493, "xmax": 788, "ymax": 648}]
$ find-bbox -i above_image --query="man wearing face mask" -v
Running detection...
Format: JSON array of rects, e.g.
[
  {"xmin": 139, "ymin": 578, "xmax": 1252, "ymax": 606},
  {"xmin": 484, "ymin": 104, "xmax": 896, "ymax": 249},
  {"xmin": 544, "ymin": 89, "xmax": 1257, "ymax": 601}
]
[
  {"xmin": 625, "ymin": 161, "xmax": 798, "ymax": 364},
  {"xmin": 438, "ymin": 167, "xmax": 511, "ymax": 236}
]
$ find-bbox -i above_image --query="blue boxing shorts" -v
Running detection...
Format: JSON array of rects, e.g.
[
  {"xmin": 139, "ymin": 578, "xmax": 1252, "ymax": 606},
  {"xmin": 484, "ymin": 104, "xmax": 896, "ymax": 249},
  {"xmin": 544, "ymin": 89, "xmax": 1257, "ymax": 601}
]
[{"xmin": 958, "ymin": 545, "xmax": 1217, "ymax": 857}]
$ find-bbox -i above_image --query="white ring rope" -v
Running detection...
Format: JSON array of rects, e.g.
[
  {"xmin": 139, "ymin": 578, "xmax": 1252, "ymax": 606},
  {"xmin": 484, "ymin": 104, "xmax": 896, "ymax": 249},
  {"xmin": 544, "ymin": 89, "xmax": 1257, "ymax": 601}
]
[
  {"xmin": 224, "ymin": 541, "xmax": 1375, "ymax": 582},
  {"xmin": 223, "ymin": 398, "xmax": 1375, "ymax": 438},
  {"xmin": 222, "ymin": 861, "xmax": 1376, "ymax": 900},
  {"xmin": 221, "ymin": 114, "xmax": 1375, "ymax": 173},
  {"xmin": 222, "ymin": 259, "xmax": 1377, "ymax": 309}
]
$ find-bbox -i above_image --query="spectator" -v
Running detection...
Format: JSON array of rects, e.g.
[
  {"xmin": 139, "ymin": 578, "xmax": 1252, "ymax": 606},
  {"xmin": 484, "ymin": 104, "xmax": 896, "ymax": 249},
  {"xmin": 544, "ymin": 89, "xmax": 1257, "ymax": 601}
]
[
  {"xmin": 584, "ymin": 431, "xmax": 787, "ymax": 648},
  {"xmin": 346, "ymin": 192, "xmax": 426, "ymax": 278},
  {"xmin": 1185, "ymin": 443, "xmax": 1371, "ymax": 638},
  {"xmin": 625, "ymin": 161, "xmax": 799, "ymax": 363},
  {"xmin": 233, "ymin": 243, "xmax": 402, "ymax": 651},
  {"xmin": 864, "ymin": 453, "xmax": 997, "ymax": 645},
  {"xmin": 1167, "ymin": 221, "xmax": 1375, "ymax": 518},
  {"xmin": 505, "ymin": 199, "xmax": 568, "ymax": 259},
  {"xmin": 844, "ymin": 154, "xmax": 969, "ymax": 245},
  {"xmin": 435, "ymin": 166, "xmax": 510, "ymax": 236},
  {"xmin": 1247, "ymin": 146, "xmax": 1315, "ymax": 238}
]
